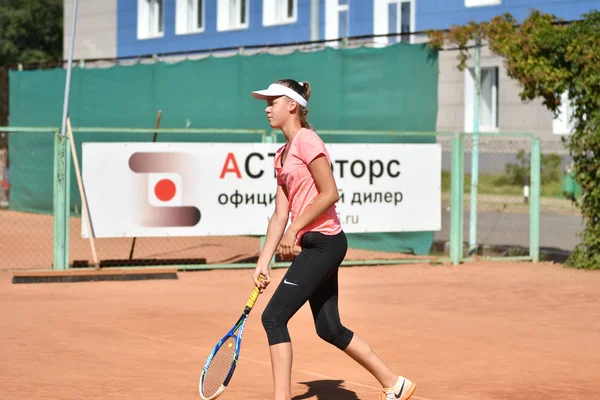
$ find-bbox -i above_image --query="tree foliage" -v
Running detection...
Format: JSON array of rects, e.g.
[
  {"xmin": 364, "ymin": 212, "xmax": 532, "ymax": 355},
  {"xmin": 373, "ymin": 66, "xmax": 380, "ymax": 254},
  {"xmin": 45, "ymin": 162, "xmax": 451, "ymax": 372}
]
[
  {"xmin": 0, "ymin": 0, "xmax": 63, "ymax": 65},
  {"xmin": 503, "ymin": 150, "xmax": 562, "ymax": 186},
  {"xmin": 427, "ymin": 10, "xmax": 600, "ymax": 269}
]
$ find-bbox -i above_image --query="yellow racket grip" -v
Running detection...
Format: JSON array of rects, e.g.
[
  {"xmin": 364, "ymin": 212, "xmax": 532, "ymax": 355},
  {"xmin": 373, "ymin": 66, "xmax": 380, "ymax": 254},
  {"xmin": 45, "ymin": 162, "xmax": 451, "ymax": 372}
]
[
  {"xmin": 246, "ymin": 274, "xmax": 267, "ymax": 309},
  {"xmin": 246, "ymin": 286, "xmax": 260, "ymax": 309}
]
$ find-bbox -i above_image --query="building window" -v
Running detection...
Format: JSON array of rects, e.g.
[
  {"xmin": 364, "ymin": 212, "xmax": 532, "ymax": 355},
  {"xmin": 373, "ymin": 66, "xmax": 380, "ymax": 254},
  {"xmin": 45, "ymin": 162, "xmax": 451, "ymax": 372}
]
[
  {"xmin": 338, "ymin": 0, "xmax": 349, "ymax": 39},
  {"xmin": 138, "ymin": 0, "xmax": 164, "ymax": 39},
  {"xmin": 373, "ymin": 0, "xmax": 414, "ymax": 46},
  {"xmin": 218, "ymin": 0, "xmax": 249, "ymax": 31},
  {"xmin": 464, "ymin": 67, "xmax": 499, "ymax": 132},
  {"xmin": 325, "ymin": 0, "xmax": 350, "ymax": 45},
  {"xmin": 387, "ymin": 0, "xmax": 411, "ymax": 44},
  {"xmin": 465, "ymin": 0, "xmax": 501, "ymax": 7},
  {"xmin": 263, "ymin": 0, "xmax": 297, "ymax": 26},
  {"xmin": 553, "ymin": 91, "xmax": 576, "ymax": 135},
  {"xmin": 176, "ymin": 0, "xmax": 205, "ymax": 34}
]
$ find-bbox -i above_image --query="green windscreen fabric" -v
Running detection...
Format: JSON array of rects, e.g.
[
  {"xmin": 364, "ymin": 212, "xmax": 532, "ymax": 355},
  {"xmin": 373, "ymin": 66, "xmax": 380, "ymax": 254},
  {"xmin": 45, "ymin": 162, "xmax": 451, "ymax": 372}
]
[{"xmin": 8, "ymin": 42, "xmax": 439, "ymax": 255}]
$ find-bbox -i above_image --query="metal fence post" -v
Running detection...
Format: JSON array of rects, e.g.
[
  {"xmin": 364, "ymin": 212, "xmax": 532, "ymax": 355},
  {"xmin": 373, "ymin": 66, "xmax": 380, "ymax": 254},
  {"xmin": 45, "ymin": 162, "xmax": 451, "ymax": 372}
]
[
  {"xmin": 529, "ymin": 138, "xmax": 541, "ymax": 262},
  {"xmin": 53, "ymin": 130, "xmax": 70, "ymax": 270},
  {"xmin": 459, "ymin": 134, "xmax": 464, "ymax": 255},
  {"xmin": 450, "ymin": 133, "xmax": 464, "ymax": 265},
  {"xmin": 469, "ymin": 37, "xmax": 482, "ymax": 256}
]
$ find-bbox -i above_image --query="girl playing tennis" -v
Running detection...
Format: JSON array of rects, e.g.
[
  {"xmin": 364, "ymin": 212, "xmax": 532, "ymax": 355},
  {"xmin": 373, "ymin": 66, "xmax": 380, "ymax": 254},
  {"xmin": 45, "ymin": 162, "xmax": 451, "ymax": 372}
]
[{"xmin": 251, "ymin": 79, "xmax": 416, "ymax": 400}]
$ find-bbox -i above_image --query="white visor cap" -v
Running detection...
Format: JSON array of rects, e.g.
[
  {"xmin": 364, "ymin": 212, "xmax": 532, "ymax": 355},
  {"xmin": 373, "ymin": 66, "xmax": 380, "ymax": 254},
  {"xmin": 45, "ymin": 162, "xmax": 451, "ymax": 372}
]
[{"xmin": 251, "ymin": 83, "xmax": 308, "ymax": 108}]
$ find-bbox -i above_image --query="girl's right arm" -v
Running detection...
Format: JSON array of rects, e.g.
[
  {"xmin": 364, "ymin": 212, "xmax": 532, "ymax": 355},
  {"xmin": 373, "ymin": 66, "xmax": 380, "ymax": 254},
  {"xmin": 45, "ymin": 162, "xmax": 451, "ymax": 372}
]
[{"xmin": 253, "ymin": 184, "xmax": 289, "ymax": 291}]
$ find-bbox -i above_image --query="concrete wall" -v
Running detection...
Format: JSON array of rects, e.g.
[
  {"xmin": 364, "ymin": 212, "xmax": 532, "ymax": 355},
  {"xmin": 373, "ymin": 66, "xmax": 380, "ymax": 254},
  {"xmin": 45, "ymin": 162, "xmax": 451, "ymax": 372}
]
[
  {"xmin": 64, "ymin": 0, "xmax": 118, "ymax": 60},
  {"xmin": 435, "ymin": 44, "xmax": 572, "ymax": 175},
  {"xmin": 436, "ymin": 45, "xmax": 568, "ymax": 153},
  {"xmin": 419, "ymin": 0, "xmax": 596, "ymax": 160}
]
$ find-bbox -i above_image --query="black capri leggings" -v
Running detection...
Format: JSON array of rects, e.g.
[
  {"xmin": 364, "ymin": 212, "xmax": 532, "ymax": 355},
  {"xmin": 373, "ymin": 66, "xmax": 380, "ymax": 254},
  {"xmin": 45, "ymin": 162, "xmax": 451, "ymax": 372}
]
[{"xmin": 261, "ymin": 230, "xmax": 354, "ymax": 351}]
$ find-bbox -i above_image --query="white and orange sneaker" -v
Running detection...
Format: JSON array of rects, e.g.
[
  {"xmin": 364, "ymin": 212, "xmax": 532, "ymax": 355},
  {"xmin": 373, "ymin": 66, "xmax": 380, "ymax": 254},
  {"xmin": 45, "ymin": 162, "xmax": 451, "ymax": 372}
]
[{"xmin": 379, "ymin": 376, "xmax": 416, "ymax": 400}]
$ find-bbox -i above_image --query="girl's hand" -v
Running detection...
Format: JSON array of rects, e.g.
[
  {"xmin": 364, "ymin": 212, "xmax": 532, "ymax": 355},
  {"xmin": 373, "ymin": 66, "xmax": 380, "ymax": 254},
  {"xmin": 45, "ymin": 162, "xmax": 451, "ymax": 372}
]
[
  {"xmin": 278, "ymin": 229, "xmax": 297, "ymax": 261},
  {"xmin": 253, "ymin": 263, "xmax": 270, "ymax": 293}
]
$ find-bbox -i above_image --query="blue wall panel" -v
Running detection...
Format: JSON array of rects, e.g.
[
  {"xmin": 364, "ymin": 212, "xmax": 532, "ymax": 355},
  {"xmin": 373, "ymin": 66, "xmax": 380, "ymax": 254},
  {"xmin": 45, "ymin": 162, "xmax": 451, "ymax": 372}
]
[
  {"xmin": 118, "ymin": 0, "xmax": 315, "ymax": 57},
  {"xmin": 117, "ymin": 0, "xmax": 600, "ymax": 58}
]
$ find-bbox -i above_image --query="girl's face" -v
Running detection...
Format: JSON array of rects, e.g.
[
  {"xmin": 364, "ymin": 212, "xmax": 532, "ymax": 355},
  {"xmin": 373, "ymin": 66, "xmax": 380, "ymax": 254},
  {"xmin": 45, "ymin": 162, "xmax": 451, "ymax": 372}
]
[{"xmin": 264, "ymin": 96, "xmax": 293, "ymax": 128}]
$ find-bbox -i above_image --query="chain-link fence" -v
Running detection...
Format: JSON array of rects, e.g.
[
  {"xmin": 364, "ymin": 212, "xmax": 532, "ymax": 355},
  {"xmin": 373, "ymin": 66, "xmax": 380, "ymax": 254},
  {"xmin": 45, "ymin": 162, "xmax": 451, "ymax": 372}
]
[
  {"xmin": 1, "ymin": 126, "xmax": 461, "ymax": 271},
  {"xmin": 2, "ymin": 125, "xmax": 564, "ymax": 271},
  {"xmin": 460, "ymin": 134, "xmax": 535, "ymax": 259},
  {"xmin": 5, "ymin": 125, "xmax": 579, "ymax": 272},
  {"xmin": 450, "ymin": 132, "xmax": 580, "ymax": 263},
  {"xmin": 0, "ymin": 128, "xmax": 57, "ymax": 270},
  {"xmin": 536, "ymin": 140, "xmax": 583, "ymax": 263}
]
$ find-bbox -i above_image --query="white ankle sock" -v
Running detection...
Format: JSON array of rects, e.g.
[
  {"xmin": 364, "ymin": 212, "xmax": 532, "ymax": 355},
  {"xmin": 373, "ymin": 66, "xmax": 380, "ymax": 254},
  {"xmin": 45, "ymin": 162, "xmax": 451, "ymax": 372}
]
[{"xmin": 385, "ymin": 376, "xmax": 403, "ymax": 392}]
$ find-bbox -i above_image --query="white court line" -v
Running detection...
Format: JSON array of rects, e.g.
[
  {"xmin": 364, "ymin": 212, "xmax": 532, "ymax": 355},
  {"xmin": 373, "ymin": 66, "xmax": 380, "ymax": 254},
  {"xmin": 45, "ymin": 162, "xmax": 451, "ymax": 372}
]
[{"xmin": 53, "ymin": 314, "xmax": 433, "ymax": 400}]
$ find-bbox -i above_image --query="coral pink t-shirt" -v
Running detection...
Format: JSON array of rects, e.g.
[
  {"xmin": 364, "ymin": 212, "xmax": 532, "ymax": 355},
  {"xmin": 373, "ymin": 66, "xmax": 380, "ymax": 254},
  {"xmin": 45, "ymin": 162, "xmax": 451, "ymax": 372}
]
[{"xmin": 274, "ymin": 128, "xmax": 342, "ymax": 246}]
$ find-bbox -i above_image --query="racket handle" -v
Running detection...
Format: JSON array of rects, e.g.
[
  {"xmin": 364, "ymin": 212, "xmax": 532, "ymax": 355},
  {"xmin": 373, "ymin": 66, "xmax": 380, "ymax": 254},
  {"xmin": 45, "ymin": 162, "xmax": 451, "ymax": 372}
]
[
  {"xmin": 246, "ymin": 286, "xmax": 260, "ymax": 309},
  {"xmin": 246, "ymin": 274, "xmax": 266, "ymax": 310}
]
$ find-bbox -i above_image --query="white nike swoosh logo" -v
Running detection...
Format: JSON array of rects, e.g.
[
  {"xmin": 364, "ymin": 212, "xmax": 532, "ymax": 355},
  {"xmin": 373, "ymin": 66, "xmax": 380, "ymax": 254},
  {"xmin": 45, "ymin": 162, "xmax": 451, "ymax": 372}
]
[{"xmin": 283, "ymin": 279, "xmax": 298, "ymax": 286}]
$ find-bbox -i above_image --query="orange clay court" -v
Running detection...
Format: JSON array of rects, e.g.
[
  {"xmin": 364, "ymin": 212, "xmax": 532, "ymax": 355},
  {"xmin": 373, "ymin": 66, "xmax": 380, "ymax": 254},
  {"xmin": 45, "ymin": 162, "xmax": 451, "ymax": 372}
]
[{"xmin": 2, "ymin": 259, "xmax": 600, "ymax": 400}]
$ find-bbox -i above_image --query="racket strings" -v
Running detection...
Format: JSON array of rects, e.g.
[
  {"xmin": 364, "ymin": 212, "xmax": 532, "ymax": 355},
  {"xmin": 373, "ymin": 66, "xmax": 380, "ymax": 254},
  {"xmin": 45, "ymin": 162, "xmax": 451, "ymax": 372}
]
[{"xmin": 201, "ymin": 336, "xmax": 236, "ymax": 397}]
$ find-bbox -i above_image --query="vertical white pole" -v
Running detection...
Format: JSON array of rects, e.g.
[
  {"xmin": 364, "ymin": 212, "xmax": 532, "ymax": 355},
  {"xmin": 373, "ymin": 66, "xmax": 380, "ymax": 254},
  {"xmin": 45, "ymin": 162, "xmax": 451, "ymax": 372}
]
[
  {"xmin": 310, "ymin": 0, "xmax": 320, "ymax": 41},
  {"xmin": 60, "ymin": 0, "xmax": 79, "ymax": 139},
  {"xmin": 54, "ymin": 0, "xmax": 79, "ymax": 270},
  {"xmin": 468, "ymin": 37, "xmax": 481, "ymax": 256}
]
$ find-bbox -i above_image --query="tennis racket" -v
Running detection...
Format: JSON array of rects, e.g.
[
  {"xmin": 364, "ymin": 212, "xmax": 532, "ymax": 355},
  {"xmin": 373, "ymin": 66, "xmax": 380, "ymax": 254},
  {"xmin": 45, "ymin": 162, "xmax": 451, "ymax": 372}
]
[{"xmin": 198, "ymin": 276, "xmax": 266, "ymax": 399}]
